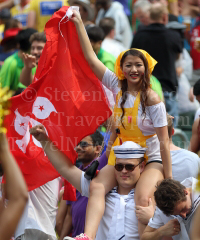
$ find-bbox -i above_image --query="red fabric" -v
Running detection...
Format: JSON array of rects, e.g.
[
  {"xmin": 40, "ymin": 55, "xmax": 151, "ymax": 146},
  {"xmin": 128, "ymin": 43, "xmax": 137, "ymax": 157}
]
[
  {"xmin": 4, "ymin": 6, "xmax": 111, "ymax": 201},
  {"xmin": 190, "ymin": 25, "xmax": 200, "ymax": 70}
]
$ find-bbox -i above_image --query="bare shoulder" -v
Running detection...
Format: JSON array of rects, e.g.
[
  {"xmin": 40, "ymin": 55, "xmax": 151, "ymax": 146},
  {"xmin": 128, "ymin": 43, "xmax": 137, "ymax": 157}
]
[{"xmin": 146, "ymin": 89, "xmax": 161, "ymax": 106}]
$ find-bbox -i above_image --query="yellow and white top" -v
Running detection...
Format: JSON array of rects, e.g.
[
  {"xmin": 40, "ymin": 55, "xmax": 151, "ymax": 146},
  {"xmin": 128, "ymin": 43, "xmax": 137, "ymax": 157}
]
[{"xmin": 102, "ymin": 68, "xmax": 167, "ymax": 165}]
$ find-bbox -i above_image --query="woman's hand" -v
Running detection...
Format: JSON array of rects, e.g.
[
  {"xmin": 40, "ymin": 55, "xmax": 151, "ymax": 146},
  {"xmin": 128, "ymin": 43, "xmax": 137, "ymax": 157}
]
[
  {"xmin": 29, "ymin": 125, "xmax": 48, "ymax": 142},
  {"xmin": 70, "ymin": 9, "xmax": 82, "ymax": 25}
]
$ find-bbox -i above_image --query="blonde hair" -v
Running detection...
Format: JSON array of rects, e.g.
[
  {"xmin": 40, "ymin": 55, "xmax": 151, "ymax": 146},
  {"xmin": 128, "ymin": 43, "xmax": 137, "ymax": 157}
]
[{"xmin": 150, "ymin": 3, "xmax": 168, "ymax": 21}]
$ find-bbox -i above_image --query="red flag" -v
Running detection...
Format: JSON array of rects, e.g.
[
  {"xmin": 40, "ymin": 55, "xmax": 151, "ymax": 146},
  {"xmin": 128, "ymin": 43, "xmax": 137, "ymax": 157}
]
[{"xmin": 4, "ymin": 6, "xmax": 111, "ymax": 200}]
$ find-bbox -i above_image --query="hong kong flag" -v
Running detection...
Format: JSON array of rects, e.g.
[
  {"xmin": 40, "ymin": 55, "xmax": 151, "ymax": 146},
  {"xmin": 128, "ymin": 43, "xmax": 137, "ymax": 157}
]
[{"xmin": 4, "ymin": 6, "xmax": 111, "ymax": 200}]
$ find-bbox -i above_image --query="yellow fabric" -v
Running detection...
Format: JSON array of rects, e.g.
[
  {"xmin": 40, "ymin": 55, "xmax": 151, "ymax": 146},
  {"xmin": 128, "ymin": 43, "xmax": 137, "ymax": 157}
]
[
  {"xmin": 29, "ymin": 0, "xmax": 69, "ymax": 32},
  {"xmin": 168, "ymin": 0, "xmax": 177, "ymax": 2},
  {"xmin": 11, "ymin": 3, "xmax": 31, "ymax": 27},
  {"xmin": 114, "ymin": 48, "xmax": 157, "ymax": 80},
  {"xmin": 0, "ymin": 24, "xmax": 5, "ymax": 42},
  {"xmin": 108, "ymin": 92, "xmax": 155, "ymax": 166}
]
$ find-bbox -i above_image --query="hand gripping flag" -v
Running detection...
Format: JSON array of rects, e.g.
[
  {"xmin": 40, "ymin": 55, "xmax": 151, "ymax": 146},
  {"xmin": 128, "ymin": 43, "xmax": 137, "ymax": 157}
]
[{"xmin": 4, "ymin": 6, "xmax": 111, "ymax": 200}]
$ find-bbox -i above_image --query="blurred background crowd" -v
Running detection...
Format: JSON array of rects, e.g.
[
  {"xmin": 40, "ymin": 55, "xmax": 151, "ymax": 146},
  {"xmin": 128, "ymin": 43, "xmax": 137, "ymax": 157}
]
[{"xmin": 1, "ymin": 0, "xmax": 200, "ymax": 239}]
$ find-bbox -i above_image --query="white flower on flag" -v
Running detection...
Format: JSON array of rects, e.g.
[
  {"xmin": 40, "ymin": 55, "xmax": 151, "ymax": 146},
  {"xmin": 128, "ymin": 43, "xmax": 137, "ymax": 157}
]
[
  {"xmin": 14, "ymin": 97, "xmax": 57, "ymax": 153},
  {"xmin": 32, "ymin": 97, "xmax": 57, "ymax": 119}
]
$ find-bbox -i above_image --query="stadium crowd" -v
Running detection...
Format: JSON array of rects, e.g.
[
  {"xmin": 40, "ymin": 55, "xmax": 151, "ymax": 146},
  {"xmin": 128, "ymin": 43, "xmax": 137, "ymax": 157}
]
[{"xmin": 0, "ymin": 0, "xmax": 200, "ymax": 240}]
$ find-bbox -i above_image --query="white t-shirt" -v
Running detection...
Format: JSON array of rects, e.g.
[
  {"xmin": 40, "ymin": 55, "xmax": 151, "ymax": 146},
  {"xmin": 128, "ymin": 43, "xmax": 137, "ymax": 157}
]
[
  {"xmin": 81, "ymin": 172, "xmax": 139, "ymax": 240},
  {"xmin": 194, "ymin": 108, "xmax": 200, "ymax": 121},
  {"xmin": 102, "ymin": 68, "xmax": 168, "ymax": 163},
  {"xmin": 148, "ymin": 177, "xmax": 200, "ymax": 240},
  {"xmin": 15, "ymin": 178, "xmax": 62, "ymax": 240},
  {"xmin": 171, "ymin": 149, "xmax": 200, "ymax": 182},
  {"xmin": 101, "ymin": 38, "xmax": 126, "ymax": 59},
  {"xmin": 95, "ymin": 2, "xmax": 132, "ymax": 49}
]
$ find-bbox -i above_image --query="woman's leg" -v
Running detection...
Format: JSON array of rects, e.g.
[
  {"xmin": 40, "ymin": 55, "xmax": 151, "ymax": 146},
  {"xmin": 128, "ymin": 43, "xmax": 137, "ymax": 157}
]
[
  {"xmin": 84, "ymin": 164, "xmax": 117, "ymax": 240},
  {"xmin": 135, "ymin": 162, "xmax": 164, "ymax": 238}
]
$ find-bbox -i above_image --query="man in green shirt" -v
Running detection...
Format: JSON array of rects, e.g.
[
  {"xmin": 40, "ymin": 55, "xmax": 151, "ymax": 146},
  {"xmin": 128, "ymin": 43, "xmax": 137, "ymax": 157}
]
[{"xmin": 0, "ymin": 28, "xmax": 37, "ymax": 92}]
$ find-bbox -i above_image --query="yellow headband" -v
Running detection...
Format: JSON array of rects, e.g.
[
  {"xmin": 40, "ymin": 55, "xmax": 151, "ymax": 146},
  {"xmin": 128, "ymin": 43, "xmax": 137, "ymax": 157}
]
[{"xmin": 114, "ymin": 48, "xmax": 157, "ymax": 80}]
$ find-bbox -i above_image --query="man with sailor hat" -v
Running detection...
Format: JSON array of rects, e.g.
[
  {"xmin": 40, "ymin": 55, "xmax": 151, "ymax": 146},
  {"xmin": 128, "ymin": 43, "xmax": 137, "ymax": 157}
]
[{"xmin": 29, "ymin": 125, "xmax": 152, "ymax": 240}]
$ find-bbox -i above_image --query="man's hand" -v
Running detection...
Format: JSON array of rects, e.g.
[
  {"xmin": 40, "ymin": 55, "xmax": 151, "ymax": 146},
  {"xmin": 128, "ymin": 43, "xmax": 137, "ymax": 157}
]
[
  {"xmin": 29, "ymin": 125, "xmax": 48, "ymax": 142},
  {"xmin": 135, "ymin": 198, "xmax": 155, "ymax": 224},
  {"xmin": 22, "ymin": 53, "xmax": 36, "ymax": 69},
  {"xmin": 159, "ymin": 219, "xmax": 180, "ymax": 237}
]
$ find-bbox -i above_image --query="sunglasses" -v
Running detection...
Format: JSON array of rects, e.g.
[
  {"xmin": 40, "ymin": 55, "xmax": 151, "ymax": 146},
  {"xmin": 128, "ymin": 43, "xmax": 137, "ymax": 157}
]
[
  {"xmin": 115, "ymin": 162, "xmax": 142, "ymax": 172},
  {"xmin": 77, "ymin": 141, "xmax": 93, "ymax": 149}
]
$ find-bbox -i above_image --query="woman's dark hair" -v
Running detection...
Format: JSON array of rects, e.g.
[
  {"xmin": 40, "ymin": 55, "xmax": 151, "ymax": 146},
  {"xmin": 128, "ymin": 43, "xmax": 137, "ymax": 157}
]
[{"xmin": 120, "ymin": 49, "xmax": 150, "ymax": 127}]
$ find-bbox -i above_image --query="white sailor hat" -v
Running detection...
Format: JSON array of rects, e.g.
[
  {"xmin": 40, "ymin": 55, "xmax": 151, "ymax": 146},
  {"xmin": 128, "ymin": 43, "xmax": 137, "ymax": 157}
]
[{"xmin": 113, "ymin": 141, "xmax": 146, "ymax": 159}]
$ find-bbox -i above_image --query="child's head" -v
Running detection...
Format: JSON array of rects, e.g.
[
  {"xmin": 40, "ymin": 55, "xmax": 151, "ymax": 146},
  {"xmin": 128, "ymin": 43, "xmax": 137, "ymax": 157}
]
[{"xmin": 86, "ymin": 25, "xmax": 105, "ymax": 55}]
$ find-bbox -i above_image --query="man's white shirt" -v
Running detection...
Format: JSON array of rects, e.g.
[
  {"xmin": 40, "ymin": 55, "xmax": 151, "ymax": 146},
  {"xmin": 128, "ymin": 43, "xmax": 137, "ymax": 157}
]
[
  {"xmin": 81, "ymin": 172, "xmax": 139, "ymax": 240},
  {"xmin": 148, "ymin": 177, "xmax": 200, "ymax": 240}
]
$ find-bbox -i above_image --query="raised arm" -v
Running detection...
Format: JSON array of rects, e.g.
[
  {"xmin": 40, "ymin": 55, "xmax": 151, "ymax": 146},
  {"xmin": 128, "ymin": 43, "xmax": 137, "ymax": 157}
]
[
  {"xmin": 29, "ymin": 125, "xmax": 82, "ymax": 192},
  {"xmin": 0, "ymin": 0, "xmax": 14, "ymax": 10},
  {"xmin": 19, "ymin": 53, "xmax": 36, "ymax": 87},
  {"xmin": 0, "ymin": 133, "xmax": 28, "ymax": 240},
  {"xmin": 70, "ymin": 10, "xmax": 106, "ymax": 81}
]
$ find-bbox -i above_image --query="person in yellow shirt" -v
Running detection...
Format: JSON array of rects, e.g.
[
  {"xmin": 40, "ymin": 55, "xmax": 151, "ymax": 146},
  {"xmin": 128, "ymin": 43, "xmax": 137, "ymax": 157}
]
[
  {"xmin": 27, "ymin": 0, "xmax": 69, "ymax": 32},
  {"xmin": 10, "ymin": 0, "xmax": 30, "ymax": 27}
]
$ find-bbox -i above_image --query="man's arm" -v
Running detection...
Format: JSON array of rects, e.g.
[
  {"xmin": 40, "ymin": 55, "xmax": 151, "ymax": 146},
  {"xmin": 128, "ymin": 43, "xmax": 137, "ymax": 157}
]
[
  {"xmin": 0, "ymin": 0, "xmax": 14, "ymax": 10},
  {"xmin": 56, "ymin": 199, "xmax": 69, "ymax": 236},
  {"xmin": 58, "ymin": 204, "xmax": 73, "ymax": 240},
  {"xmin": 20, "ymin": 53, "xmax": 36, "ymax": 87},
  {"xmin": 188, "ymin": 118, "xmax": 200, "ymax": 153},
  {"xmin": 29, "ymin": 125, "xmax": 82, "ymax": 193},
  {"xmin": 168, "ymin": 1, "xmax": 179, "ymax": 16},
  {"xmin": 0, "ymin": 133, "xmax": 28, "ymax": 240},
  {"xmin": 141, "ymin": 219, "xmax": 180, "ymax": 240}
]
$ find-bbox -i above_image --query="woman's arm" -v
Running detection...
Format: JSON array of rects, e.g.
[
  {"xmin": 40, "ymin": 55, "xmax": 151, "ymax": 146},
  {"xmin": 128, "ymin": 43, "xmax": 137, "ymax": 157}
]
[
  {"xmin": 155, "ymin": 125, "xmax": 172, "ymax": 179},
  {"xmin": 147, "ymin": 90, "xmax": 172, "ymax": 179},
  {"xmin": 0, "ymin": 133, "xmax": 28, "ymax": 240},
  {"xmin": 70, "ymin": 10, "xmax": 106, "ymax": 81},
  {"xmin": 29, "ymin": 125, "xmax": 82, "ymax": 192},
  {"xmin": 191, "ymin": 204, "xmax": 200, "ymax": 240}
]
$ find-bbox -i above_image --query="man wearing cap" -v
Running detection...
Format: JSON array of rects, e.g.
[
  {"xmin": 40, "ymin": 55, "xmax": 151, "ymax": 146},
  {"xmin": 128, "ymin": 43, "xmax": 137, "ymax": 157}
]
[
  {"xmin": 29, "ymin": 124, "xmax": 153, "ymax": 240},
  {"xmin": 69, "ymin": 0, "xmax": 94, "ymax": 26}
]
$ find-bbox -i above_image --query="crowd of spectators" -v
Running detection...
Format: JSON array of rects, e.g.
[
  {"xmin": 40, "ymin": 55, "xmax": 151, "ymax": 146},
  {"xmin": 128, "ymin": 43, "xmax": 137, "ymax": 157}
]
[{"xmin": 1, "ymin": 0, "xmax": 200, "ymax": 240}]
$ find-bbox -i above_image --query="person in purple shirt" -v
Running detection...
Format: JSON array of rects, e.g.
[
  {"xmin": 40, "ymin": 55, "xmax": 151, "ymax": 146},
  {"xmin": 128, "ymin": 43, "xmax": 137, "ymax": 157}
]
[{"xmin": 57, "ymin": 131, "xmax": 108, "ymax": 240}]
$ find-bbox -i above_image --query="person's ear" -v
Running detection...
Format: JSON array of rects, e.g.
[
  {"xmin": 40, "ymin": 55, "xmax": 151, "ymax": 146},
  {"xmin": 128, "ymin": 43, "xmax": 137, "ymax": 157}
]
[
  {"xmin": 95, "ymin": 145, "xmax": 102, "ymax": 155},
  {"xmin": 163, "ymin": 13, "xmax": 168, "ymax": 25},
  {"xmin": 139, "ymin": 161, "xmax": 145, "ymax": 173},
  {"xmin": 184, "ymin": 189, "xmax": 188, "ymax": 195}
]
